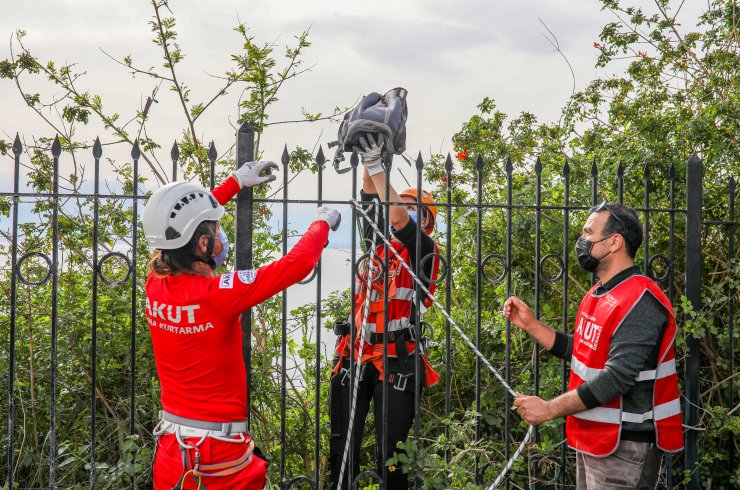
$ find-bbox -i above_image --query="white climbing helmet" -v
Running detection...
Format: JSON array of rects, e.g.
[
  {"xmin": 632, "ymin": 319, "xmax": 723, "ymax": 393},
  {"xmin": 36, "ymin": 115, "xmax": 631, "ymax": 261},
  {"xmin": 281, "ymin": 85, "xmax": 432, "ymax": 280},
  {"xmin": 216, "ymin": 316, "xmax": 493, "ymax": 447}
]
[{"xmin": 143, "ymin": 181, "xmax": 224, "ymax": 250}]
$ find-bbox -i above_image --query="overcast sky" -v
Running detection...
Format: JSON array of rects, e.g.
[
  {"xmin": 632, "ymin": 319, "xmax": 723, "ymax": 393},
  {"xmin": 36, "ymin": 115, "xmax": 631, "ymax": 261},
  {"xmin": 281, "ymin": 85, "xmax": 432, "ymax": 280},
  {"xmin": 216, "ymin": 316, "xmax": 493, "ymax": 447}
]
[
  {"xmin": 0, "ymin": 0, "xmax": 621, "ymax": 170},
  {"xmin": 1, "ymin": 1, "xmax": 708, "ymax": 170}
]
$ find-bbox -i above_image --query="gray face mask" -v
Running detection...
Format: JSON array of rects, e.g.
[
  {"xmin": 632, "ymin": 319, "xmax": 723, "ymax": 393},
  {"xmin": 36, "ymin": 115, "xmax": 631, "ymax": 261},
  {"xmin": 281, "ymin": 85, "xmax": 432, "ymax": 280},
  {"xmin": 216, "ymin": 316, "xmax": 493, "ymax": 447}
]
[
  {"xmin": 213, "ymin": 227, "xmax": 229, "ymax": 267},
  {"xmin": 407, "ymin": 210, "xmax": 418, "ymax": 223}
]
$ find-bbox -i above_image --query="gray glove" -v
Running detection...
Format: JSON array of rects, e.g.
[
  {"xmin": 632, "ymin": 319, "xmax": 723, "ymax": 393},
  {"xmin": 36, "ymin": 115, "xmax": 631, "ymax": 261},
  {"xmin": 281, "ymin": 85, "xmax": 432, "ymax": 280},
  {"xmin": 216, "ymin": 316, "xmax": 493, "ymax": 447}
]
[
  {"xmin": 232, "ymin": 161, "xmax": 279, "ymax": 188},
  {"xmin": 352, "ymin": 134, "xmax": 385, "ymax": 176},
  {"xmin": 313, "ymin": 206, "xmax": 341, "ymax": 231}
]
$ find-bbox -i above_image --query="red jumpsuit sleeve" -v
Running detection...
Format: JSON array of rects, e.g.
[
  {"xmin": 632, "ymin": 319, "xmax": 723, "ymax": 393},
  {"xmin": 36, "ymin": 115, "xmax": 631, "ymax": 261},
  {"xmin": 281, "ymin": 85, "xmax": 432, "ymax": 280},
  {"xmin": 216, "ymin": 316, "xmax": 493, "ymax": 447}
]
[
  {"xmin": 210, "ymin": 221, "xmax": 330, "ymax": 314},
  {"xmin": 211, "ymin": 176, "xmax": 241, "ymax": 206}
]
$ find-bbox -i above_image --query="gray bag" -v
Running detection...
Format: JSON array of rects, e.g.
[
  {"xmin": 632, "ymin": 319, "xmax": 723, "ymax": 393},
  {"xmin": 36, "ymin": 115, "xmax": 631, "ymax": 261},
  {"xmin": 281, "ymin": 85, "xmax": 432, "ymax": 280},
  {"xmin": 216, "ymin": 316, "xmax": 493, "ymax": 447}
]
[{"xmin": 332, "ymin": 87, "xmax": 408, "ymax": 173}]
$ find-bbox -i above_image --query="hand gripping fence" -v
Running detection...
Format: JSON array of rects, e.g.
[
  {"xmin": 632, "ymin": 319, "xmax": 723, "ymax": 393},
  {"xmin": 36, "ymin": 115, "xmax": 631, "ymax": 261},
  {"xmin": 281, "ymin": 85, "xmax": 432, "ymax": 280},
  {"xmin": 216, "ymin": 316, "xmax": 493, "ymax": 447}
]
[{"xmin": 350, "ymin": 199, "xmax": 535, "ymax": 489}]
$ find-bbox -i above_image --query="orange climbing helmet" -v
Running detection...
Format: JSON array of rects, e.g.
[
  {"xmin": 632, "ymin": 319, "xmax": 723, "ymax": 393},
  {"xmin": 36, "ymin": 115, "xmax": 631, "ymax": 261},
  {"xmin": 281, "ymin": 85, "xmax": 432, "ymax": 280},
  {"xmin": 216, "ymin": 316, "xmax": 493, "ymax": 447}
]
[{"xmin": 398, "ymin": 188, "xmax": 438, "ymax": 234}]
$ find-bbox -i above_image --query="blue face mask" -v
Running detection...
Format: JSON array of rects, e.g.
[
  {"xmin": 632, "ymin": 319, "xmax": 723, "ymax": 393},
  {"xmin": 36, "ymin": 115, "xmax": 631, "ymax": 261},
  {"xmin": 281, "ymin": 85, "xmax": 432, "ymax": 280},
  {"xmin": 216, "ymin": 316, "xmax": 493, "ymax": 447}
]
[
  {"xmin": 213, "ymin": 227, "xmax": 229, "ymax": 267},
  {"xmin": 407, "ymin": 210, "xmax": 418, "ymax": 223}
]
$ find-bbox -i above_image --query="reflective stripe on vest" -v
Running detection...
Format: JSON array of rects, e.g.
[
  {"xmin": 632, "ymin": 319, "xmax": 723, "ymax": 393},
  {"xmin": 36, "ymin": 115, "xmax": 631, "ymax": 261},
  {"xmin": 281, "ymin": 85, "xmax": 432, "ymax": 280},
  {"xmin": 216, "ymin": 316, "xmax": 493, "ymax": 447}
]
[
  {"xmin": 572, "ymin": 398, "xmax": 682, "ymax": 424},
  {"xmin": 570, "ymin": 356, "xmax": 677, "ymax": 383},
  {"xmin": 353, "ymin": 285, "xmax": 415, "ymax": 302},
  {"xmin": 393, "ymin": 287, "xmax": 415, "ymax": 301},
  {"xmin": 364, "ymin": 317, "xmax": 410, "ymax": 334}
]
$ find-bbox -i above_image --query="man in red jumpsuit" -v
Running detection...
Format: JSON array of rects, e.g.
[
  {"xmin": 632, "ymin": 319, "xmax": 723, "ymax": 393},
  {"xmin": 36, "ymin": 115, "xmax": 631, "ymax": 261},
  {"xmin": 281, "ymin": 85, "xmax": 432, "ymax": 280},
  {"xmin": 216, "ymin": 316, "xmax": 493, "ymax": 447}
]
[{"xmin": 142, "ymin": 160, "xmax": 341, "ymax": 489}]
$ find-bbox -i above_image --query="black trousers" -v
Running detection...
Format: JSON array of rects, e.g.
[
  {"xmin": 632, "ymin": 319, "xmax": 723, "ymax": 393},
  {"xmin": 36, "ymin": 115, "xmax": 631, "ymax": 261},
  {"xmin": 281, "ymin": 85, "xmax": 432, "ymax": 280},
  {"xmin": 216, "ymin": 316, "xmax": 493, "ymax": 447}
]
[{"xmin": 329, "ymin": 358, "xmax": 417, "ymax": 490}]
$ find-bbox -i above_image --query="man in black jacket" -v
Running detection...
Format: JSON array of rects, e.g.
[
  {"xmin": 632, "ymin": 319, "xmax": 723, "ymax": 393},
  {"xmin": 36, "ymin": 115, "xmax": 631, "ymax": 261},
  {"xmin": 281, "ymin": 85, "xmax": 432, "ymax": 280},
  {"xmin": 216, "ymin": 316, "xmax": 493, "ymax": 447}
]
[{"xmin": 504, "ymin": 202, "xmax": 683, "ymax": 489}]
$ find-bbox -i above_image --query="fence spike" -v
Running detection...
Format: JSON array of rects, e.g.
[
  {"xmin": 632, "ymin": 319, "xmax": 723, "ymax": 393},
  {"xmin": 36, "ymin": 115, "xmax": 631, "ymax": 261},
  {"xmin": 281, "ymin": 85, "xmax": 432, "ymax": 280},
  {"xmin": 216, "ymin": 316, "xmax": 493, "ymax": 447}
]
[
  {"xmin": 316, "ymin": 146, "xmax": 325, "ymax": 166},
  {"xmin": 730, "ymin": 176, "xmax": 736, "ymax": 192},
  {"xmin": 131, "ymin": 139, "xmax": 141, "ymax": 160},
  {"xmin": 208, "ymin": 141, "xmax": 217, "ymax": 162},
  {"xmin": 171, "ymin": 140, "xmax": 179, "ymax": 163},
  {"xmin": 350, "ymin": 150, "xmax": 359, "ymax": 168},
  {"xmin": 643, "ymin": 163, "xmax": 650, "ymax": 178},
  {"xmin": 535, "ymin": 156, "xmax": 542, "ymax": 175},
  {"xmin": 445, "ymin": 153, "xmax": 453, "ymax": 174},
  {"xmin": 617, "ymin": 162, "xmax": 624, "ymax": 178},
  {"xmin": 416, "ymin": 151, "xmax": 424, "ymax": 170},
  {"xmin": 562, "ymin": 158, "xmax": 570, "ymax": 176},
  {"xmin": 13, "ymin": 133, "xmax": 22, "ymax": 156},
  {"xmin": 93, "ymin": 137, "xmax": 102, "ymax": 159},
  {"xmin": 51, "ymin": 135, "xmax": 62, "ymax": 157},
  {"xmin": 505, "ymin": 156, "xmax": 512, "ymax": 174},
  {"xmin": 590, "ymin": 160, "xmax": 598, "ymax": 178},
  {"xmin": 476, "ymin": 155, "xmax": 484, "ymax": 173},
  {"xmin": 239, "ymin": 121, "xmax": 254, "ymax": 135},
  {"xmin": 281, "ymin": 144, "xmax": 290, "ymax": 167},
  {"xmin": 669, "ymin": 162, "xmax": 675, "ymax": 179}
]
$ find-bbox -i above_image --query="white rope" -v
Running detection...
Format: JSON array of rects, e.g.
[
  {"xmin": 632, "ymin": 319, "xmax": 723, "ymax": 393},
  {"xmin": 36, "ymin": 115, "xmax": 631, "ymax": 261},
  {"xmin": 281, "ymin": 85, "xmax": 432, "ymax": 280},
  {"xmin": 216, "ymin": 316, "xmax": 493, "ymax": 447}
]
[
  {"xmin": 487, "ymin": 425, "xmax": 534, "ymax": 489},
  {"xmin": 336, "ymin": 200, "xmax": 380, "ymax": 488},
  {"xmin": 351, "ymin": 200, "xmax": 517, "ymax": 397},
  {"xmin": 350, "ymin": 199, "xmax": 532, "ymax": 488}
]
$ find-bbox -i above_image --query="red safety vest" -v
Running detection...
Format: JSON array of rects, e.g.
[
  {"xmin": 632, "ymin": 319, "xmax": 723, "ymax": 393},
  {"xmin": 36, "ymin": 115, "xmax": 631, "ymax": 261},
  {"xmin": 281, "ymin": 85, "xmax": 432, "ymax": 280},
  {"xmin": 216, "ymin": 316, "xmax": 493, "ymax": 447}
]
[
  {"xmin": 336, "ymin": 240, "xmax": 441, "ymax": 387},
  {"xmin": 566, "ymin": 274, "xmax": 684, "ymax": 456}
]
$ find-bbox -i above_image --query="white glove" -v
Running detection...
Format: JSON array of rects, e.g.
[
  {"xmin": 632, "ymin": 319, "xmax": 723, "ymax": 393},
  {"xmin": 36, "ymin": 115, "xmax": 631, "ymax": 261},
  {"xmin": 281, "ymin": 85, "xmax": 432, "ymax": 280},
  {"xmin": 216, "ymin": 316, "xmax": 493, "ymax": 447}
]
[
  {"xmin": 352, "ymin": 134, "xmax": 385, "ymax": 176},
  {"xmin": 313, "ymin": 206, "xmax": 341, "ymax": 231},
  {"xmin": 232, "ymin": 161, "xmax": 279, "ymax": 188}
]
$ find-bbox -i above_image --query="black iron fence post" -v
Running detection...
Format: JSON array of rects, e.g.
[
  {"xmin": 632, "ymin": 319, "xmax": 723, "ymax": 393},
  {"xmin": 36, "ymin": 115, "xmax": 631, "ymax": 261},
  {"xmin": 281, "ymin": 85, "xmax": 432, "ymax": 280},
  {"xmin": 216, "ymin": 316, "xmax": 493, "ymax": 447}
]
[
  {"xmin": 129, "ymin": 140, "xmax": 140, "ymax": 490},
  {"xmin": 684, "ymin": 155, "xmax": 702, "ymax": 490},
  {"xmin": 49, "ymin": 136, "xmax": 61, "ymax": 489},
  {"xmin": 314, "ymin": 147, "xmax": 325, "ymax": 488},
  {"xmin": 443, "ymin": 154, "xmax": 453, "ymax": 467},
  {"xmin": 90, "ymin": 138, "xmax": 102, "ymax": 488},
  {"xmin": 6, "ymin": 135, "xmax": 22, "ymax": 490},
  {"xmin": 728, "ymin": 176, "xmax": 736, "ymax": 476},
  {"xmin": 560, "ymin": 159, "xmax": 571, "ymax": 488},
  {"xmin": 280, "ymin": 145, "xmax": 289, "ymax": 486},
  {"xmin": 474, "ymin": 155, "xmax": 483, "ymax": 479},
  {"xmin": 236, "ymin": 122, "xmax": 255, "ymax": 429}
]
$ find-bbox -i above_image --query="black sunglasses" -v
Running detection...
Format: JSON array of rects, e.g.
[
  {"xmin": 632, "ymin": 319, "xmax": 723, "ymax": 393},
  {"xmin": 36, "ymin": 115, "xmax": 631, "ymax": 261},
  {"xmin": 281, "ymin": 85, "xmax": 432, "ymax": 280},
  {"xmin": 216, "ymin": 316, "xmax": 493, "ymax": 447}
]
[{"xmin": 594, "ymin": 201, "xmax": 626, "ymax": 232}]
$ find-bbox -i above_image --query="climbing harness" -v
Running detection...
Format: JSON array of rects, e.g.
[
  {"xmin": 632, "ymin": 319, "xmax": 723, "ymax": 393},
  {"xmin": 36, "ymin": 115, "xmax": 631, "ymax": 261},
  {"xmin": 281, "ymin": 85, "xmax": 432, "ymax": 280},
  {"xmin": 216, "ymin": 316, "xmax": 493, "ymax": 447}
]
[
  {"xmin": 351, "ymin": 199, "xmax": 535, "ymax": 488},
  {"xmin": 154, "ymin": 411, "xmax": 257, "ymax": 489}
]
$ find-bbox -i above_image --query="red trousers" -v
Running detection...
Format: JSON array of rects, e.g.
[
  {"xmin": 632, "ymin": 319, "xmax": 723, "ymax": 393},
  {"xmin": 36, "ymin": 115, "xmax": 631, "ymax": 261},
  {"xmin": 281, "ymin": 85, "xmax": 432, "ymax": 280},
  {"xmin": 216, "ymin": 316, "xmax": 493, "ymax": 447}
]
[{"xmin": 153, "ymin": 434, "xmax": 268, "ymax": 489}]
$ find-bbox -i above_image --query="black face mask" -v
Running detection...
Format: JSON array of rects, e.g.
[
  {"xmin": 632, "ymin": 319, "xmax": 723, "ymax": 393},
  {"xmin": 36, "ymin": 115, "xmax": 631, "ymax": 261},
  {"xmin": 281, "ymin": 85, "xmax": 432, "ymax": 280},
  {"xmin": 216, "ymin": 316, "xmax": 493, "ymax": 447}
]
[{"xmin": 575, "ymin": 235, "xmax": 614, "ymax": 273}]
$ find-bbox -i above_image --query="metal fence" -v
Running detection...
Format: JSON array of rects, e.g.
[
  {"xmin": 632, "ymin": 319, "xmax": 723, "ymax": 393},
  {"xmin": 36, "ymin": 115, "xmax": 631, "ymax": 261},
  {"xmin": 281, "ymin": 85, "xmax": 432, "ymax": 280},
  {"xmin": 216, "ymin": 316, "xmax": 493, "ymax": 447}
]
[{"xmin": 1, "ymin": 121, "xmax": 737, "ymax": 489}]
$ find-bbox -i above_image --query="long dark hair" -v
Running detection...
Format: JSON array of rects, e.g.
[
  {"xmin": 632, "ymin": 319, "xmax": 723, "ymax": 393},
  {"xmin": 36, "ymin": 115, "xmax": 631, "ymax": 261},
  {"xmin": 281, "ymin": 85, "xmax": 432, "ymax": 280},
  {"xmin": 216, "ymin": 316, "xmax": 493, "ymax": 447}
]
[{"xmin": 149, "ymin": 220, "xmax": 217, "ymax": 276}]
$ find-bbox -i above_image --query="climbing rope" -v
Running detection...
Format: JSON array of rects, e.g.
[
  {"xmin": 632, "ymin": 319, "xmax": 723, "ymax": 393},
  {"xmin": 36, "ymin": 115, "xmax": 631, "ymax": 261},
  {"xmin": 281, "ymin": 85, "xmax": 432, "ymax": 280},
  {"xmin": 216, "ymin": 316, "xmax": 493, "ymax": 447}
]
[
  {"xmin": 336, "ymin": 200, "xmax": 381, "ymax": 488},
  {"xmin": 351, "ymin": 199, "xmax": 534, "ymax": 488}
]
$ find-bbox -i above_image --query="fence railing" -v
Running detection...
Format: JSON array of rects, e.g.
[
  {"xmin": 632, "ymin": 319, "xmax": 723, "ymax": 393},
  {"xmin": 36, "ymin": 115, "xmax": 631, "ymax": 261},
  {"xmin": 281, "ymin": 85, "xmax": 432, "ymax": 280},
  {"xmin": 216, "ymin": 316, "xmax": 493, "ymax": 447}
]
[{"xmin": 1, "ymin": 122, "xmax": 737, "ymax": 489}]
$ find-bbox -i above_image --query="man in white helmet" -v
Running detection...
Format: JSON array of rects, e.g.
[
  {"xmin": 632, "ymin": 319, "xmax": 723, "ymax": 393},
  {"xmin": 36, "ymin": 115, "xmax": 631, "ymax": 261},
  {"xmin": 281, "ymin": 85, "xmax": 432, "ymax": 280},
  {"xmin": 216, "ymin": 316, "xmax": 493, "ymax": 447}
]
[{"xmin": 143, "ymin": 161, "xmax": 341, "ymax": 490}]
